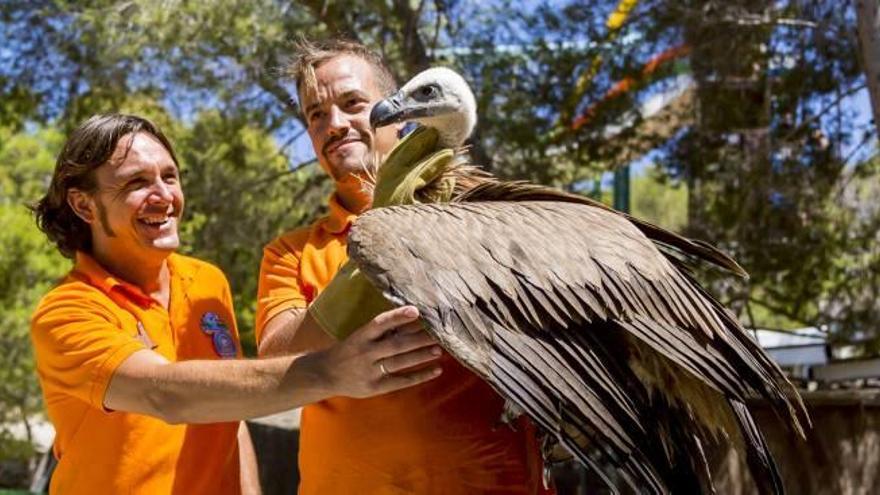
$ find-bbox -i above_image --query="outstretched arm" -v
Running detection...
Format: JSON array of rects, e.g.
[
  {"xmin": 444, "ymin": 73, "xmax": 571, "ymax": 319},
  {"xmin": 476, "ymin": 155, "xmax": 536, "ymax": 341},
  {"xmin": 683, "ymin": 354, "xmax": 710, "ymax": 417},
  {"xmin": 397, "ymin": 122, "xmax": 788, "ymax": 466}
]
[{"xmin": 104, "ymin": 306, "xmax": 441, "ymax": 424}]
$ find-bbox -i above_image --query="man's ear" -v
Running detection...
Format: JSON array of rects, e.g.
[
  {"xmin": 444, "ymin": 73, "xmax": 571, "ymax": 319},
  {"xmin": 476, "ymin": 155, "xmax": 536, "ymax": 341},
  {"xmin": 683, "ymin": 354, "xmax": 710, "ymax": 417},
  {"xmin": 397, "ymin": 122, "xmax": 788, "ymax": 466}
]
[{"xmin": 67, "ymin": 189, "xmax": 95, "ymax": 224}]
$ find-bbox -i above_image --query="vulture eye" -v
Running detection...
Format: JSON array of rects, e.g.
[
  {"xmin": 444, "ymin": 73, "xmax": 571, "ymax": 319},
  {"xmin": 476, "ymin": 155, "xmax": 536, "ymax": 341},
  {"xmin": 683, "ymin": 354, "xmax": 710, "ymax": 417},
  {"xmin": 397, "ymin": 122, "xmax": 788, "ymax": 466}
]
[{"xmin": 415, "ymin": 84, "xmax": 441, "ymax": 101}]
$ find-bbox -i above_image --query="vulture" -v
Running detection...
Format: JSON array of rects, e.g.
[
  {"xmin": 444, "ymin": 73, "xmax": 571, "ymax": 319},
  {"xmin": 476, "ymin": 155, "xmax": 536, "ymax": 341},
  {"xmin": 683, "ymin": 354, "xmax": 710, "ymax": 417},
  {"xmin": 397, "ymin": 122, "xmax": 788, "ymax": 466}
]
[{"xmin": 308, "ymin": 67, "xmax": 809, "ymax": 494}]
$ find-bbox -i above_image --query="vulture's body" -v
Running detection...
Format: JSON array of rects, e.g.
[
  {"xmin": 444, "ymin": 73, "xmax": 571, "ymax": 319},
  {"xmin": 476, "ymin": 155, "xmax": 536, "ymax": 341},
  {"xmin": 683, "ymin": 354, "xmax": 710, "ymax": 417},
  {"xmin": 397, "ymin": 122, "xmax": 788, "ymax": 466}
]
[{"xmin": 311, "ymin": 67, "xmax": 808, "ymax": 494}]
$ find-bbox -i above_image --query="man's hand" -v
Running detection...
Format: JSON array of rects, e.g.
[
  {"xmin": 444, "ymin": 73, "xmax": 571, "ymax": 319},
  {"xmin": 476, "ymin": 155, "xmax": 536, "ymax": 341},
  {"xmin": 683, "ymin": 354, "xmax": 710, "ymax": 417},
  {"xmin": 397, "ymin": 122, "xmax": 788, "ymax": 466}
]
[{"xmin": 309, "ymin": 306, "xmax": 442, "ymax": 398}]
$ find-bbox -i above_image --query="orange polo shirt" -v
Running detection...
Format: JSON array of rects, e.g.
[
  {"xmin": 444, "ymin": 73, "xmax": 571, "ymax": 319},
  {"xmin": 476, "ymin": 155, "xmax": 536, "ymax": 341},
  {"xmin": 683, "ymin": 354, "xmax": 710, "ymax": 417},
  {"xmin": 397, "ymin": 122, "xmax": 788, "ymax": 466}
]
[
  {"xmin": 257, "ymin": 194, "xmax": 550, "ymax": 494},
  {"xmin": 31, "ymin": 252, "xmax": 242, "ymax": 494}
]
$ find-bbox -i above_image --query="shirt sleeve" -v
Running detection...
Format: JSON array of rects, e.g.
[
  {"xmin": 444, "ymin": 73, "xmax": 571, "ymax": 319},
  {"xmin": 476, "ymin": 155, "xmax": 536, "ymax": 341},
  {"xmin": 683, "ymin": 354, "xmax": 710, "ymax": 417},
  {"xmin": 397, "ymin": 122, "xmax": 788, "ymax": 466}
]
[
  {"xmin": 254, "ymin": 232, "xmax": 310, "ymax": 344},
  {"xmin": 30, "ymin": 286, "xmax": 146, "ymax": 410}
]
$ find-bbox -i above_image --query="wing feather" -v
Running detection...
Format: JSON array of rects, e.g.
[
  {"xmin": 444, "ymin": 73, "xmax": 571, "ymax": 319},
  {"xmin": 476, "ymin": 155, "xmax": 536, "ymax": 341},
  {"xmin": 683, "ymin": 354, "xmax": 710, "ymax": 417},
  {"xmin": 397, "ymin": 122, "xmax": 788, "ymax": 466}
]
[{"xmin": 349, "ymin": 200, "xmax": 805, "ymax": 493}]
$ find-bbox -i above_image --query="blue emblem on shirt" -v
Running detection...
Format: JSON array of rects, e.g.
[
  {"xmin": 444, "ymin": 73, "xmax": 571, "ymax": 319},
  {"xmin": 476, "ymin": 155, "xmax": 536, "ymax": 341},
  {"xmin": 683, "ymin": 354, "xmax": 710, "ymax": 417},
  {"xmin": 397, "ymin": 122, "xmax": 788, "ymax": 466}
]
[
  {"xmin": 212, "ymin": 331, "xmax": 238, "ymax": 359},
  {"xmin": 200, "ymin": 312, "xmax": 228, "ymax": 333},
  {"xmin": 200, "ymin": 312, "xmax": 236, "ymax": 359}
]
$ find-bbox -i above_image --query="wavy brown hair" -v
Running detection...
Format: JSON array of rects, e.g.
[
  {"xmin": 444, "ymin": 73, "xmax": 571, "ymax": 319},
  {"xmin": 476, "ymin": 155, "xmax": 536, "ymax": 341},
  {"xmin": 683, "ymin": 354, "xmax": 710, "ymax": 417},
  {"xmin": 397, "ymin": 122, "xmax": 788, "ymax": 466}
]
[
  {"xmin": 286, "ymin": 37, "xmax": 398, "ymax": 110},
  {"xmin": 32, "ymin": 114, "xmax": 179, "ymax": 258}
]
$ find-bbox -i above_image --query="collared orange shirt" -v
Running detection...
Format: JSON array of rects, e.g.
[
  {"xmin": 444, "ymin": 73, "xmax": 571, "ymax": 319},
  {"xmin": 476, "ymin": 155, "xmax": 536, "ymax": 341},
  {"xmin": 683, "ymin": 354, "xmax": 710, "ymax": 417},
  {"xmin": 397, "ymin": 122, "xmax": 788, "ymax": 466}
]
[
  {"xmin": 257, "ymin": 194, "xmax": 551, "ymax": 494},
  {"xmin": 31, "ymin": 252, "xmax": 243, "ymax": 494}
]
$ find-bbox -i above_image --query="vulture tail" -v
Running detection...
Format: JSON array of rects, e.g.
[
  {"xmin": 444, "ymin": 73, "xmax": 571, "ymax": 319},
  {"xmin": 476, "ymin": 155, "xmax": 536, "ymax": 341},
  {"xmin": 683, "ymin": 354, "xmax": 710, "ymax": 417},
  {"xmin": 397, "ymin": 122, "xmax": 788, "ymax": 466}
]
[
  {"xmin": 486, "ymin": 311, "xmax": 676, "ymax": 493},
  {"xmin": 729, "ymin": 399, "xmax": 786, "ymax": 495},
  {"xmin": 568, "ymin": 321, "xmax": 724, "ymax": 494},
  {"xmin": 646, "ymin": 393, "xmax": 717, "ymax": 495},
  {"xmin": 676, "ymin": 269, "xmax": 810, "ymax": 436},
  {"xmin": 454, "ymin": 180, "xmax": 748, "ymax": 278}
]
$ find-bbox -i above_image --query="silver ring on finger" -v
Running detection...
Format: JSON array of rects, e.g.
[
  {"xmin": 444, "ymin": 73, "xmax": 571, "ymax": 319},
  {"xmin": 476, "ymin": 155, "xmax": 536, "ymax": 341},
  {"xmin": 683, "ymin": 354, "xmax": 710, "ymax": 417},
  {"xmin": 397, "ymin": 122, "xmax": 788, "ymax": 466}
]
[{"xmin": 378, "ymin": 359, "xmax": 391, "ymax": 377}]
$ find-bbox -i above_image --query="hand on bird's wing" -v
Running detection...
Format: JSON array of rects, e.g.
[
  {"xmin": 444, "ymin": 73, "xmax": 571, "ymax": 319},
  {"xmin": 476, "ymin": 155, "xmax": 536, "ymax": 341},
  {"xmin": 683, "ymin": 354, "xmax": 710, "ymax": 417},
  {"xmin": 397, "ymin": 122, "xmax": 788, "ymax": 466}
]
[{"xmin": 313, "ymin": 306, "xmax": 442, "ymax": 398}]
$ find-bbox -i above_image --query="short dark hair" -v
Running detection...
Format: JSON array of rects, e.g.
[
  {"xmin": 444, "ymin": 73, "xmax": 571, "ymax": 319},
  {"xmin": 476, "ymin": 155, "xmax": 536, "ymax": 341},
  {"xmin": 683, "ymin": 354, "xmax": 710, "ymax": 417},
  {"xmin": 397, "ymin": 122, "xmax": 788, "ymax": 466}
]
[
  {"xmin": 32, "ymin": 114, "xmax": 179, "ymax": 258},
  {"xmin": 286, "ymin": 37, "xmax": 397, "ymax": 108}
]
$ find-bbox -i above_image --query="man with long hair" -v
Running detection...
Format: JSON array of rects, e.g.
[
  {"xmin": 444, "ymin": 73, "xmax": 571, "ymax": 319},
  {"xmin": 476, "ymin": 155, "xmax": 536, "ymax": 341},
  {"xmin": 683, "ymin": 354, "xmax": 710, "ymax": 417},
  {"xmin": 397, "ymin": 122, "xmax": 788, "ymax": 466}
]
[{"xmin": 31, "ymin": 113, "xmax": 442, "ymax": 494}]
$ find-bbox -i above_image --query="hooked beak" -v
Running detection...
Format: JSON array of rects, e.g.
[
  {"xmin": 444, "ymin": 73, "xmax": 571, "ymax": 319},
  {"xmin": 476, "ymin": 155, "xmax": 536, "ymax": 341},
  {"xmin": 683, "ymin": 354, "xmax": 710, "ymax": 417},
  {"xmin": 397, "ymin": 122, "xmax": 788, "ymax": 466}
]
[{"xmin": 370, "ymin": 91, "xmax": 407, "ymax": 129}]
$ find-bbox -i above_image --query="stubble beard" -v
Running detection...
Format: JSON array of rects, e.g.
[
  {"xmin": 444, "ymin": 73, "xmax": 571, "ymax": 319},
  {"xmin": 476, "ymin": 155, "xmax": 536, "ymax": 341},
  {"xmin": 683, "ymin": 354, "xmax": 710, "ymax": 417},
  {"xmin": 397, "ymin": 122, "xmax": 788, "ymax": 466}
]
[
  {"xmin": 355, "ymin": 149, "xmax": 381, "ymax": 197},
  {"xmin": 326, "ymin": 136, "xmax": 381, "ymax": 197},
  {"xmin": 94, "ymin": 198, "xmax": 117, "ymax": 238}
]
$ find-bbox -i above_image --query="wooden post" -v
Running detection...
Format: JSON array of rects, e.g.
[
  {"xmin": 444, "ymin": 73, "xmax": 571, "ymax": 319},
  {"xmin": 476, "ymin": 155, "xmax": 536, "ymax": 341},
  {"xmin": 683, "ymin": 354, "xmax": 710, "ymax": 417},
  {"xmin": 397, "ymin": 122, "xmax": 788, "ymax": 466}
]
[
  {"xmin": 857, "ymin": 0, "xmax": 880, "ymax": 136},
  {"xmin": 613, "ymin": 165, "xmax": 631, "ymax": 213}
]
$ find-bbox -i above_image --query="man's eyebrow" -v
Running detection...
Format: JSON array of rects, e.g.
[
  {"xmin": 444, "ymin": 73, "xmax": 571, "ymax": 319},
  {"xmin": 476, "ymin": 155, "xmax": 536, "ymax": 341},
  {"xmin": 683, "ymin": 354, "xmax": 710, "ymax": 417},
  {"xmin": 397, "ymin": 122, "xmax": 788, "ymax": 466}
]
[
  {"xmin": 115, "ymin": 162, "xmax": 176, "ymax": 182},
  {"xmin": 304, "ymin": 102, "xmax": 321, "ymax": 115},
  {"xmin": 116, "ymin": 168, "xmax": 145, "ymax": 182},
  {"xmin": 338, "ymin": 89, "xmax": 368, "ymax": 101},
  {"xmin": 304, "ymin": 90, "xmax": 369, "ymax": 115}
]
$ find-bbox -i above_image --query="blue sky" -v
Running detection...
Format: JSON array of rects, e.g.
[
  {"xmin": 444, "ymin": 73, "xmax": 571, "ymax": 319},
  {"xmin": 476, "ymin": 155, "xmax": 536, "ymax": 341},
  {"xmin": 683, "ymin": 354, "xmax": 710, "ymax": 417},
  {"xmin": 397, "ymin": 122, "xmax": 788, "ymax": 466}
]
[{"xmin": 3, "ymin": 0, "xmax": 875, "ymax": 182}]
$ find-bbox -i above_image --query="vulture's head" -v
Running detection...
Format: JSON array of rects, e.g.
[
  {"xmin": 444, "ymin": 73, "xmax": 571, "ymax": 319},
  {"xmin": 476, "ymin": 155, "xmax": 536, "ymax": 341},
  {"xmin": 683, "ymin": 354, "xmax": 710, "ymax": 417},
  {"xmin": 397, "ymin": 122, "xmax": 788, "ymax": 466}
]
[
  {"xmin": 370, "ymin": 67, "xmax": 477, "ymax": 149},
  {"xmin": 369, "ymin": 67, "xmax": 490, "ymax": 208}
]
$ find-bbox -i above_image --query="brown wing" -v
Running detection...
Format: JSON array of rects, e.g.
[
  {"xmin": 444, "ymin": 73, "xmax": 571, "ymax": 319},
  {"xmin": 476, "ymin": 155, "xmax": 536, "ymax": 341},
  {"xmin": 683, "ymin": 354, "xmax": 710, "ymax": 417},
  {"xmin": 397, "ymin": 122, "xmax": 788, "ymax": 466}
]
[
  {"xmin": 455, "ymin": 178, "xmax": 749, "ymax": 279},
  {"xmin": 349, "ymin": 201, "xmax": 806, "ymax": 493}
]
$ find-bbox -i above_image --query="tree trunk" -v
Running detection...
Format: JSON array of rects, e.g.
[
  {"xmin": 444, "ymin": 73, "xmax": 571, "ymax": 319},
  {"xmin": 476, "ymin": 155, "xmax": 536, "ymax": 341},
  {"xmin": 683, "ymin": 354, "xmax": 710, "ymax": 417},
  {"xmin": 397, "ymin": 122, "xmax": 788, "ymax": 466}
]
[{"xmin": 856, "ymin": 0, "xmax": 880, "ymax": 136}]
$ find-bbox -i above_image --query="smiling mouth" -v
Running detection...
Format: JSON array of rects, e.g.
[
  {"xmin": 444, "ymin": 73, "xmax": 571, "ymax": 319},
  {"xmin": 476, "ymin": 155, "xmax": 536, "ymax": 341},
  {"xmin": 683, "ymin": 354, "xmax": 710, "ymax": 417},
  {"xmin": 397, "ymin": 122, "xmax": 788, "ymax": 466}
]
[{"xmin": 138, "ymin": 215, "xmax": 174, "ymax": 229}]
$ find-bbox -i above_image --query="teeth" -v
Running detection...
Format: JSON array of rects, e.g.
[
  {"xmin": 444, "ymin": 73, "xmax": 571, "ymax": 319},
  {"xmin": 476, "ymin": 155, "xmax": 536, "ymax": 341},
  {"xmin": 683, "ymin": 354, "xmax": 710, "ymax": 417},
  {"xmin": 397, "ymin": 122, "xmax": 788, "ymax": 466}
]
[{"xmin": 141, "ymin": 216, "xmax": 169, "ymax": 225}]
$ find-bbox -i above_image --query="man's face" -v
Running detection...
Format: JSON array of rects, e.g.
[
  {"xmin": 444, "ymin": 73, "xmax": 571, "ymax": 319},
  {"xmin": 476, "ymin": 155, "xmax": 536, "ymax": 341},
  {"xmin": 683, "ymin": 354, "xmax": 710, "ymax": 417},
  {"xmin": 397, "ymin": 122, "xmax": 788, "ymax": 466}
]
[
  {"xmin": 301, "ymin": 55, "xmax": 400, "ymax": 182},
  {"xmin": 75, "ymin": 132, "xmax": 184, "ymax": 260}
]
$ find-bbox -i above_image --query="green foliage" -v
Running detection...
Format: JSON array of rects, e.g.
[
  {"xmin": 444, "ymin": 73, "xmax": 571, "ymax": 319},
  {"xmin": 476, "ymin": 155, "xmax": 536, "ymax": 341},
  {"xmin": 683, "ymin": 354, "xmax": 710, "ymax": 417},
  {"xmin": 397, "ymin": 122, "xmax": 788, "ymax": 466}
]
[
  {"xmin": 819, "ymin": 155, "xmax": 880, "ymax": 344},
  {"xmin": 649, "ymin": 0, "xmax": 880, "ymax": 335},
  {"xmin": 0, "ymin": 127, "xmax": 69, "ymax": 461},
  {"xmin": 631, "ymin": 166, "xmax": 688, "ymax": 231},
  {"xmin": 175, "ymin": 110, "xmax": 330, "ymax": 354}
]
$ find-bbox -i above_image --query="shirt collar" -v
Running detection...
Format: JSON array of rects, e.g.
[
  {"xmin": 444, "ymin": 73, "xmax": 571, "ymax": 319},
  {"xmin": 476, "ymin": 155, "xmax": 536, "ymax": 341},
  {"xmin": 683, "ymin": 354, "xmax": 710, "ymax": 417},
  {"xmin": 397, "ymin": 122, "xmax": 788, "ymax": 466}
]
[
  {"xmin": 72, "ymin": 251, "xmax": 191, "ymax": 308},
  {"xmin": 322, "ymin": 193, "xmax": 359, "ymax": 235}
]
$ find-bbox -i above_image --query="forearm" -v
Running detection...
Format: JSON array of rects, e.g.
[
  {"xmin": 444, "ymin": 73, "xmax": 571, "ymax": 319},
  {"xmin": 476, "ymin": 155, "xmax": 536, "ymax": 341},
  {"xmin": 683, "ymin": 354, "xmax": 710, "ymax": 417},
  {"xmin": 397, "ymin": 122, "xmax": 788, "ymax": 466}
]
[{"xmin": 107, "ymin": 351, "xmax": 333, "ymax": 424}]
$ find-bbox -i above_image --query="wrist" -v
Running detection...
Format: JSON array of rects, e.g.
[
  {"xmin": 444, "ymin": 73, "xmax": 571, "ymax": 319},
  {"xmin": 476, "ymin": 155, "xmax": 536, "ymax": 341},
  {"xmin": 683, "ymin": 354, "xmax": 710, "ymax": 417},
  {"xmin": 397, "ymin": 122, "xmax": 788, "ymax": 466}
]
[{"xmin": 288, "ymin": 350, "xmax": 338, "ymax": 403}]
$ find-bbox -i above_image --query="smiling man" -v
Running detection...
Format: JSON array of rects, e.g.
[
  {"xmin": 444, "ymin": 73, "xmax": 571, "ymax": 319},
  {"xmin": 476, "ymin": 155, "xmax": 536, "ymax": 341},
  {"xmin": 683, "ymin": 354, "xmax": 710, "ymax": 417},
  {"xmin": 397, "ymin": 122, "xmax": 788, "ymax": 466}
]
[
  {"xmin": 30, "ymin": 114, "xmax": 443, "ymax": 494},
  {"xmin": 255, "ymin": 39, "xmax": 551, "ymax": 494}
]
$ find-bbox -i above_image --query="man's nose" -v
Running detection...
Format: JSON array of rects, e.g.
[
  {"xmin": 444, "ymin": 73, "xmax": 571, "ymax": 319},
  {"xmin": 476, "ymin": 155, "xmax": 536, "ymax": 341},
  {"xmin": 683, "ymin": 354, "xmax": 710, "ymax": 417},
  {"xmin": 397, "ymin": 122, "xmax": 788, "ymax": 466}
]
[
  {"xmin": 327, "ymin": 106, "xmax": 349, "ymax": 135},
  {"xmin": 147, "ymin": 179, "xmax": 175, "ymax": 204}
]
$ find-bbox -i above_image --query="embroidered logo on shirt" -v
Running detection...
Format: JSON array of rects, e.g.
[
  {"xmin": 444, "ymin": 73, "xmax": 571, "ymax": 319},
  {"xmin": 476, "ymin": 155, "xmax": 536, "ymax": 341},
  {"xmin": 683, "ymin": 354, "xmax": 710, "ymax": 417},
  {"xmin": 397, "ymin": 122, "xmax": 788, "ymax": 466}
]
[{"xmin": 199, "ymin": 312, "xmax": 237, "ymax": 359}]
